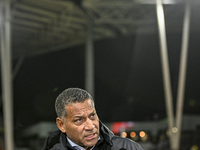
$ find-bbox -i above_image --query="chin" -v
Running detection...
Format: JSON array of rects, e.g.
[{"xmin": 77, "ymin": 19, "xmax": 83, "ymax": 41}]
[{"xmin": 85, "ymin": 140, "xmax": 98, "ymax": 147}]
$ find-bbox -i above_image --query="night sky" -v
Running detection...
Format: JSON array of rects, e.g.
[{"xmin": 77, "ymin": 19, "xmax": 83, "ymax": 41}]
[{"xmin": 10, "ymin": 32, "xmax": 200, "ymax": 129}]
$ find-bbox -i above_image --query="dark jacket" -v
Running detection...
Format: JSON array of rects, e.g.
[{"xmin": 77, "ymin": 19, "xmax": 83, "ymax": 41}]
[{"xmin": 42, "ymin": 121, "xmax": 143, "ymax": 150}]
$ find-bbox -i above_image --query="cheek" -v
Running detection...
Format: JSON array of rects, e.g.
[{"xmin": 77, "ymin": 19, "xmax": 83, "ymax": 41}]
[
  {"xmin": 95, "ymin": 117, "xmax": 99, "ymax": 125},
  {"xmin": 66, "ymin": 127, "xmax": 82, "ymax": 140},
  {"xmin": 66, "ymin": 125, "xmax": 84, "ymax": 135},
  {"xmin": 94, "ymin": 120, "xmax": 99, "ymax": 129},
  {"xmin": 65, "ymin": 123, "xmax": 76, "ymax": 134}
]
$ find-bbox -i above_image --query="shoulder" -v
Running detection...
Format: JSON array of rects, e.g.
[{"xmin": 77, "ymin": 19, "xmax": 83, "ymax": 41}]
[
  {"xmin": 111, "ymin": 136, "xmax": 143, "ymax": 150},
  {"xmin": 49, "ymin": 143, "xmax": 61, "ymax": 150},
  {"xmin": 41, "ymin": 130, "xmax": 62, "ymax": 150}
]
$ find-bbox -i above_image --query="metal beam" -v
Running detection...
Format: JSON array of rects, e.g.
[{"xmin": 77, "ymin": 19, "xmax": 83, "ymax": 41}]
[
  {"xmin": 0, "ymin": 1, "xmax": 14, "ymax": 150},
  {"xmin": 156, "ymin": 0, "xmax": 175, "ymax": 149},
  {"xmin": 12, "ymin": 18, "xmax": 45, "ymax": 28},
  {"xmin": 95, "ymin": 19, "xmax": 154, "ymax": 25},
  {"xmin": 14, "ymin": 3, "xmax": 58, "ymax": 18},
  {"xmin": 85, "ymin": 17, "xmax": 95, "ymax": 97},
  {"xmin": 83, "ymin": 0, "xmax": 179, "ymax": 7},
  {"xmin": 13, "ymin": 10, "xmax": 51, "ymax": 23},
  {"xmin": 175, "ymin": 1, "xmax": 191, "ymax": 149},
  {"xmin": 20, "ymin": 0, "xmax": 74, "ymax": 11},
  {"xmin": 157, "ymin": 0, "xmax": 191, "ymax": 149}
]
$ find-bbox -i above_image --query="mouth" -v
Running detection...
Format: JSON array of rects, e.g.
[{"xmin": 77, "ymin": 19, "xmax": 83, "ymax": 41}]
[{"xmin": 84, "ymin": 133, "xmax": 97, "ymax": 140}]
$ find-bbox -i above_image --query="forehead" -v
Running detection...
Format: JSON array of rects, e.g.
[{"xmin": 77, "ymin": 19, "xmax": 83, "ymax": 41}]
[{"xmin": 66, "ymin": 99, "xmax": 95, "ymax": 116}]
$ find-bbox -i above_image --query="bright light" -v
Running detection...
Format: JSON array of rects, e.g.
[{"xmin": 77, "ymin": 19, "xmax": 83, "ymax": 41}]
[
  {"xmin": 130, "ymin": 131, "xmax": 136, "ymax": 138},
  {"xmin": 121, "ymin": 131, "xmax": 127, "ymax": 138},
  {"xmin": 172, "ymin": 127, "xmax": 178, "ymax": 133},
  {"xmin": 139, "ymin": 131, "xmax": 146, "ymax": 138}
]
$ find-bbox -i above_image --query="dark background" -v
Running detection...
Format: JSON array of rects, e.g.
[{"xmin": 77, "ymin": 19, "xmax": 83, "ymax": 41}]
[{"xmin": 11, "ymin": 31, "xmax": 200, "ymax": 128}]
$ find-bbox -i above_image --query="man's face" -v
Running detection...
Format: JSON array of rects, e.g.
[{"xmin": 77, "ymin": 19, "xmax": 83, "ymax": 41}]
[{"xmin": 62, "ymin": 99, "xmax": 99, "ymax": 149}]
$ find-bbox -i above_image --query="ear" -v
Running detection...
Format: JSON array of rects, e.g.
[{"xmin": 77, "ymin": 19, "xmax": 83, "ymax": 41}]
[{"xmin": 56, "ymin": 117, "xmax": 66, "ymax": 133}]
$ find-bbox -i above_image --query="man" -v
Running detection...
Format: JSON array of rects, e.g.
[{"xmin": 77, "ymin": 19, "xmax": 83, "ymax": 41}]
[{"xmin": 42, "ymin": 88, "xmax": 143, "ymax": 150}]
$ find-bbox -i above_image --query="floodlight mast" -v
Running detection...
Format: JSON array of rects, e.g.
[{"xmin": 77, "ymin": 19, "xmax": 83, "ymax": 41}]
[
  {"xmin": 156, "ymin": 0, "xmax": 191, "ymax": 149},
  {"xmin": 0, "ymin": 1, "xmax": 14, "ymax": 150}
]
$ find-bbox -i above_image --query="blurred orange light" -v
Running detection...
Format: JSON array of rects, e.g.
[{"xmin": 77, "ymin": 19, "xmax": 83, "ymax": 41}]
[
  {"xmin": 130, "ymin": 131, "xmax": 136, "ymax": 138},
  {"xmin": 121, "ymin": 131, "xmax": 127, "ymax": 138},
  {"xmin": 139, "ymin": 131, "xmax": 146, "ymax": 137}
]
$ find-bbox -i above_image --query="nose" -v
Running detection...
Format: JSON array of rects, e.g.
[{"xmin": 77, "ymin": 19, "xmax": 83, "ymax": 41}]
[{"xmin": 85, "ymin": 118, "xmax": 95, "ymax": 130}]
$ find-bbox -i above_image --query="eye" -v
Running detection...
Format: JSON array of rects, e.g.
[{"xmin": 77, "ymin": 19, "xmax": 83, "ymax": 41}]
[
  {"xmin": 74, "ymin": 118, "xmax": 84, "ymax": 125},
  {"xmin": 90, "ymin": 113, "xmax": 96, "ymax": 119},
  {"xmin": 76, "ymin": 118, "xmax": 82, "ymax": 122}
]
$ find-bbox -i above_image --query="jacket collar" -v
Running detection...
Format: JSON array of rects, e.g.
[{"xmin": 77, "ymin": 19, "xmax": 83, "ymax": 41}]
[{"xmin": 99, "ymin": 120, "xmax": 114, "ymax": 147}]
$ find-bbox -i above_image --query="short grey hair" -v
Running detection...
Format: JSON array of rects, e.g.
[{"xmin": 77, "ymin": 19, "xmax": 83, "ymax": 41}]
[{"xmin": 55, "ymin": 88, "xmax": 94, "ymax": 119}]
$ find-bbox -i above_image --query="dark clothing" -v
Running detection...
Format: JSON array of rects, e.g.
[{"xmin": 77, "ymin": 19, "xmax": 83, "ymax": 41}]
[{"xmin": 42, "ymin": 121, "xmax": 143, "ymax": 150}]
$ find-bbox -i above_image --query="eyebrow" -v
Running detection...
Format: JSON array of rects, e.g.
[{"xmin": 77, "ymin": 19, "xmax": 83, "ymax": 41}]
[
  {"xmin": 73, "ymin": 110, "xmax": 95, "ymax": 118},
  {"xmin": 90, "ymin": 110, "xmax": 95, "ymax": 114}
]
